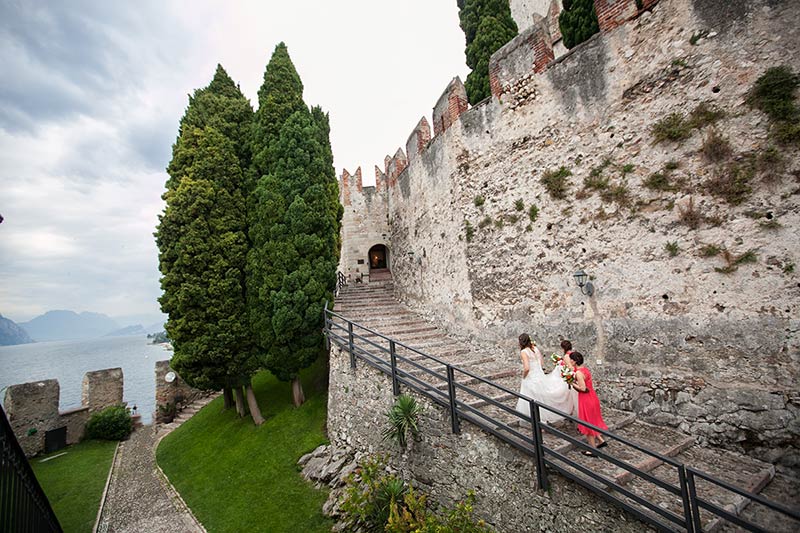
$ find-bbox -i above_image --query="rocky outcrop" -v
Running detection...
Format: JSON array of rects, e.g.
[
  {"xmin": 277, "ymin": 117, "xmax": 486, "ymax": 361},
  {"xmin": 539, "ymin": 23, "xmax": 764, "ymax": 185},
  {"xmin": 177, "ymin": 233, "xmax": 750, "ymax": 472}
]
[{"xmin": 0, "ymin": 314, "xmax": 34, "ymax": 346}]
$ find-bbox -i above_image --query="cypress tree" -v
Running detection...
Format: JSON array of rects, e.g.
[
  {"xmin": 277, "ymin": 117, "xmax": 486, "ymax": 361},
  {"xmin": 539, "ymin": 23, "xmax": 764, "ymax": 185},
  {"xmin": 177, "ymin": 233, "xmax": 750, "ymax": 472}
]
[
  {"xmin": 248, "ymin": 45, "xmax": 341, "ymax": 406},
  {"xmin": 251, "ymin": 42, "xmax": 307, "ymax": 179},
  {"xmin": 558, "ymin": 0, "xmax": 600, "ymax": 49},
  {"xmin": 158, "ymin": 67, "xmax": 264, "ymax": 424},
  {"xmin": 457, "ymin": 0, "xmax": 518, "ymax": 104}
]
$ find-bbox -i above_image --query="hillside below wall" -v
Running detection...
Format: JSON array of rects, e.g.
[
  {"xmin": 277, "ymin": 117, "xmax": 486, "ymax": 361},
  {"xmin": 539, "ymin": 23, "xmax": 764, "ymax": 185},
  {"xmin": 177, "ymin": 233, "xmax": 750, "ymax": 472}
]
[{"xmin": 380, "ymin": 0, "xmax": 799, "ymax": 464}]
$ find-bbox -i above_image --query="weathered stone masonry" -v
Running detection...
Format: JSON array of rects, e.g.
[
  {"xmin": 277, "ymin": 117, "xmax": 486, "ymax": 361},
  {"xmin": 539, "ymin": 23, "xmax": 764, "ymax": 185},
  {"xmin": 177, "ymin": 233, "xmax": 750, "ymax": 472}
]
[{"xmin": 338, "ymin": 0, "xmax": 799, "ymax": 467}]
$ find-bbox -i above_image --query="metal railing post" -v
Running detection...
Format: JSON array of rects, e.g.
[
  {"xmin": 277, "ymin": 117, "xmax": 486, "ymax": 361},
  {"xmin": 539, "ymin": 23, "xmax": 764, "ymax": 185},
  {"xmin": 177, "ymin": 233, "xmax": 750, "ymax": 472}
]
[
  {"xmin": 389, "ymin": 340, "xmax": 400, "ymax": 396},
  {"xmin": 347, "ymin": 321, "xmax": 356, "ymax": 369},
  {"xmin": 678, "ymin": 465, "xmax": 695, "ymax": 533},
  {"xmin": 529, "ymin": 399, "xmax": 549, "ymax": 492},
  {"xmin": 446, "ymin": 365, "xmax": 461, "ymax": 434},
  {"xmin": 685, "ymin": 468, "xmax": 702, "ymax": 533}
]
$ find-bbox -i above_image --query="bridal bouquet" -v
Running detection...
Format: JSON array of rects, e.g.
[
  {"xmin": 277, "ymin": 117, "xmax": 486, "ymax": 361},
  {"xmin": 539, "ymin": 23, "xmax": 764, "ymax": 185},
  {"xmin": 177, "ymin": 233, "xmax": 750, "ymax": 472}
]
[
  {"xmin": 550, "ymin": 353, "xmax": 563, "ymax": 365},
  {"xmin": 560, "ymin": 363, "xmax": 575, "ymax": 384}
]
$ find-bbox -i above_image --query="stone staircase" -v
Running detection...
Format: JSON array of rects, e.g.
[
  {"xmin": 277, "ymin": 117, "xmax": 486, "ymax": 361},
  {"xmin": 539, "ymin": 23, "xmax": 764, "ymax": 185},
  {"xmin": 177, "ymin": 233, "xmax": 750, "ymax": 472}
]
[
  {"xmin": 156, "ymin": 394, "xmax": 219, "ymax": 438},
  {"xmin": 332, "ymin": 282, "xmax": 798, "ymax": 532}
]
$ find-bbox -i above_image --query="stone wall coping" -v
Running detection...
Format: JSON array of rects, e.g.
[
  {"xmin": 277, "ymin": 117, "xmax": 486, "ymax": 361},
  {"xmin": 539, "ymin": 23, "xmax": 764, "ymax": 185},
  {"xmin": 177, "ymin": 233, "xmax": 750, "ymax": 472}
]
[{"xmin": 59, "ymin": 406, "xmax": 90, "ymax": 416}]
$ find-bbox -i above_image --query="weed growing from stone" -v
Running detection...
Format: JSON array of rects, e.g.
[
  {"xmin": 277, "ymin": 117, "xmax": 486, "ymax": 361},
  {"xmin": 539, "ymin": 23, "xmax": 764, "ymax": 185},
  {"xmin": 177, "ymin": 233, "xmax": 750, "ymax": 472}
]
[
  {"xmin": 541, "ymin": 166, "xmax": 571, "ymax": 199},
  {"xmin": 652, "ymin": 113, "xmax": 692, "ymax": 143},
  {"xmin": 478, "ymin": 216, "xmax": 492, "ymax": 229},
  {"xmin": 755, "ymin": 146, "xmax": 787, "ymax": 181},
  {"xmin": 507, "ymin": 214, "xmax": 519, "ymax": 224},
  {"xmin": 528, "ymin": 204, "xmax": 539, "ymax": 222},
  {"xmin": 589, "ymin": 158, "xmax": 613, "ymax": 178},
  {"xmin": 665, "ymin": 241, "xmax": 680, "ymax": 257},
  {"xmin": 474, "ymin": 195, "xmax": 485, "ymax": 207},
  {"xmin": 644, "ymin": 171, "xmax": 676, "ymax": 192},
  {"xmin": 747, "ymin": 66, "xmax": 800, "ymax": 145},
  {"xmin": 706, "ymin": 160, "xmax": 754, "ymax": 205},
  {"xmin": 665, "ymin": 160, "xmax": 680, "ymax": 171},
  {"xmin": 677, "ymin": 196, "xmax": 703, "ymax": 229},
  {"xmin": 621, "ymin": 163, "xmax": 635, "ymax": 176},
  {"xmin": 689, "ymin": 30, "xmax": 709, "ymax": 45},
  {"xmin": 689, "ymin": 102, "xmax": 726, "ymax": 129},
  {"xmin": 699, "ymin": 244, "xmax": 721, "ymax": 257},
  {"xmin": 525, "ymin": 223, "xmax": 532, "ymax": 232},
  {"xmin": 600, "ymin": 182, "xmax": 630, "ymax": 205},
  {"xmin": 784, "ymin": 262, "xmax": 795, "ymax": 274},
  {"xmin": 464, "ymin": 220, "xmax": 475, "ymax": 242},
  {"xmin": 716, "ymin": 249, "xmax": 758, "ymax": 273},
  {"xmin": 584, "ymin": 174, "xmax": 609, "ymax": 191},
  {"xmin": 671, "ymin": 58, "xmax": 688, "ymax": 68},
  {"xmin": 700, "ymin": 129, "xmax": 733, "ymax": 162},
  {"xmin": 494, "ymin": 217, "xmax": 505, "ymax": 228},
  {"xmin": 514, "ymin": 199, "xmax": 524, "ymax": 211}
]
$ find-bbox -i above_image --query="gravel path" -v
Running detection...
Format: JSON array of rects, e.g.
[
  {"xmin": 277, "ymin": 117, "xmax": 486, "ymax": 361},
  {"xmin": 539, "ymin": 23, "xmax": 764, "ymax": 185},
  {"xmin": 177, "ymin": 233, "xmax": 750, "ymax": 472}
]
[{"xmin": 97, "ymin": 424, "xmax": 203, "ymax": 533}]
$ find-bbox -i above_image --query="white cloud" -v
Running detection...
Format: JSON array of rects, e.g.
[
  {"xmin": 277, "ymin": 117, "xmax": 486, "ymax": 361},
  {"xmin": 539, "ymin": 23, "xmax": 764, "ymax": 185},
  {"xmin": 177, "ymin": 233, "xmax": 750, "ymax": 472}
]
[{"xmin": 0, "ymin": 0, "xmax": 469, "ymax": 322}]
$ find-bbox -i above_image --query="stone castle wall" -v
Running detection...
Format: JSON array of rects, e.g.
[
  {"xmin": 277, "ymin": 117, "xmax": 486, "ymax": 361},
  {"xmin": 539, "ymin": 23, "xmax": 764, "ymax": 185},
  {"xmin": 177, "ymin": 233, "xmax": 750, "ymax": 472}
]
[
  {"xmin": 4, "ymin": 369, "xmax": 122, "ymax": 457},
  {"xmin": 338, "ymin": 0, "xmax": 799, "ymax": 464},
  {"xmin": 154, "ymin": 359, "xmax": 207, "ymax": 421},
  {"xmin": 326, "ymin": 343, "xmax": 646, "ymax": 533}
]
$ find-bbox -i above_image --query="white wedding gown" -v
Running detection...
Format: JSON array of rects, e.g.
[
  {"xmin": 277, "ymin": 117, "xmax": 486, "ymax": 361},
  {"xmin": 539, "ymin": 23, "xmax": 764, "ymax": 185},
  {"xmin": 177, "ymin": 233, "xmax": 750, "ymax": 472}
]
[{"xmin": 515, "ymin": 348, "xmax": 577, "ymax": 424}]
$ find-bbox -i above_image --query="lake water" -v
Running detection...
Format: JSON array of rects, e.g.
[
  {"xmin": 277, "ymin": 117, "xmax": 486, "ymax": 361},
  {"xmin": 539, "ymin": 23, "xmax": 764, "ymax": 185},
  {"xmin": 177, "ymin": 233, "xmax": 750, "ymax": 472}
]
[{"xmin": 0, "ymin": 335, "xmax": 172, "ymax": 424}]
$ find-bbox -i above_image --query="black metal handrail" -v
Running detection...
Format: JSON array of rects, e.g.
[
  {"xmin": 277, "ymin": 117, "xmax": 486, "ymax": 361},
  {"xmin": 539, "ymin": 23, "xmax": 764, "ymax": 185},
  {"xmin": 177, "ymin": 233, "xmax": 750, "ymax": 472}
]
[
  {"xmin": 1, "ymin": 404, "xmax": 63, "ymax": 533},
  {"xmin": 324, "ymin": 303, "xmax": 798, "ymax": 533},
  {"xmin": 334, "ymin": 271, "xmax": 348, "ymax": 297}
]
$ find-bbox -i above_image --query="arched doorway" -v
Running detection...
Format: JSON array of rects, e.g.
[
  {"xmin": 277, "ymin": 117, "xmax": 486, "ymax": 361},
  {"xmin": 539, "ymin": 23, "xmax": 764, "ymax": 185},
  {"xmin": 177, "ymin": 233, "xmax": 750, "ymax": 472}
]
[{"xmin": 368, "ymin": 244, "xmax": 388, "ymax": 270}]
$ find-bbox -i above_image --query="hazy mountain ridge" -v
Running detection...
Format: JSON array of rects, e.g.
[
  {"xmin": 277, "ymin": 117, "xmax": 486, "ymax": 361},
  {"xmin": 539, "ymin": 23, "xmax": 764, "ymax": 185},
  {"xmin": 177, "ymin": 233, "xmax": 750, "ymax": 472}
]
[
  {"xmin": 20, "ymin": 310, "xmax": 121, "ymax": 341},
  {"xmin": 104, "ymin": 324, "xmax": 147, "ymax": 337},
  {"xmin": 0, "ymin": 314, "xmax": 34, "ymax": 346}
]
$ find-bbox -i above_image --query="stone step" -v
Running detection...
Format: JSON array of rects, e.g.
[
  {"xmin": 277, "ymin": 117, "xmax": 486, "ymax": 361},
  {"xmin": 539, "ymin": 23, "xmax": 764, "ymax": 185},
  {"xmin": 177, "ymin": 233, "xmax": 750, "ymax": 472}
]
[
  {"xmin": 723, "ymin": 472, "xmax": 800, "ymax": 532},
  {"xmin": 621, "ymin": 444, "xmax": 775, "ymax": 531}
]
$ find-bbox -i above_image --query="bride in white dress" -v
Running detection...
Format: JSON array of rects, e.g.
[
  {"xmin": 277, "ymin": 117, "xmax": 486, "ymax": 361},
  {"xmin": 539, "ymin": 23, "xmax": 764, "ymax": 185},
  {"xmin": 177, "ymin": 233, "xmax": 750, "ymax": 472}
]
[{"xmin": 515, "ymin": 333, "xmax": 577, "ymax": 423}]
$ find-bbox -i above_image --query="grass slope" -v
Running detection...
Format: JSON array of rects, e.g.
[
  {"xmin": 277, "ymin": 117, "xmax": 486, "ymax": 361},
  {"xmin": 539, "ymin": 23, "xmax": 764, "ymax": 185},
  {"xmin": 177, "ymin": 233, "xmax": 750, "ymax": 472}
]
[
  {"xmin": 156, "ymin": 358, "xmax": 332, "ymax": 533},
  {"xmin": 31, "ymin": 439, "xmax": 117, "ymax": 533}
]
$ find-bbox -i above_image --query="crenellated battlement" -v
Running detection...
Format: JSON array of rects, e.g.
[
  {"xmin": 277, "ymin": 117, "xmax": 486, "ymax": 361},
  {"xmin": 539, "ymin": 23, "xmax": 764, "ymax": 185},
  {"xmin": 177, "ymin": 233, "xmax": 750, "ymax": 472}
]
[{"xmin": 342, "ymin": 0, "xmax": 663, "ymax": 203}]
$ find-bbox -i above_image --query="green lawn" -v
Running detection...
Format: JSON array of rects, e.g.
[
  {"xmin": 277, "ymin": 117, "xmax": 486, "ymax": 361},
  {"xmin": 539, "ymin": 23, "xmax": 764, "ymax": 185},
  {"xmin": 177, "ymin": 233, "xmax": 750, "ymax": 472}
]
[
  {"xmin": 156, "ymin": 358, "xmax": 333, "ymax": 533},
  {"xmin": 31, "ymin": 439, "xmax": 117, "ymax": 533}
]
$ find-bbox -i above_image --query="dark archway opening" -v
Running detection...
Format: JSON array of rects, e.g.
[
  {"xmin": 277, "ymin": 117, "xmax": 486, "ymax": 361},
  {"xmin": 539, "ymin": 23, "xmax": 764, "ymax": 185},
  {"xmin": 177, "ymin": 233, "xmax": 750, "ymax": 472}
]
[{"xmin": 368, "ymin": 244, "xmax": 388, "ymax": 270}]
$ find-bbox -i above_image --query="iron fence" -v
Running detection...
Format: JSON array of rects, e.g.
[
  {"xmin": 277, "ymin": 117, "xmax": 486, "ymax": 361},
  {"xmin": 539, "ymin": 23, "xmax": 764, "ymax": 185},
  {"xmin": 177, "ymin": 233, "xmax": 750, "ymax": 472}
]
[
  {"xmin": 324, "ymin": 303, "xmax": 799, "ymax": 533},
  {"xmin": 0, "ymin": 404, "xmax": 63, "ymax": 533}
]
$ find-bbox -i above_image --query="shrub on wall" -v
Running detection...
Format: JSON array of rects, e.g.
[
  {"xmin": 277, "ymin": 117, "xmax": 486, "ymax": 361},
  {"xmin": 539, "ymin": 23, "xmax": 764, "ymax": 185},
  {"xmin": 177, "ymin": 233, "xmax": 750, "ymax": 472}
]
[
  {"xmin": 558, "ymin": 0, "xmax": 600, "ymax": 49},
  {"xmin": 86, "ymin": 405, "xmax": 133, "ymax": 441},
  {"xmin": 340, "ymin": 455, "xmax": 495, "ymax": 533}
]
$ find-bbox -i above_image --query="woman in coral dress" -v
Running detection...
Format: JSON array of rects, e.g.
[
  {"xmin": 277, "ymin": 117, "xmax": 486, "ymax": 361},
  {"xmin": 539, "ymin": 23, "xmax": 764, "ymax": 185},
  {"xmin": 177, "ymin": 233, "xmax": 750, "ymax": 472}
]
[{"xmin": 568, "ymin": 351, "xmax": 608, "ymax": 455}]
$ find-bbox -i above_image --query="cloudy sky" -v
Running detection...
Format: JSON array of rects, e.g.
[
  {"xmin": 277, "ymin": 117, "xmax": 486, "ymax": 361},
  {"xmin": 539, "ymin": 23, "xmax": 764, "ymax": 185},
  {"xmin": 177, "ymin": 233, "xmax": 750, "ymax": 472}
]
[{"xmin": 0, "ymin": 0, "xmax": 469, "ymax": 325}]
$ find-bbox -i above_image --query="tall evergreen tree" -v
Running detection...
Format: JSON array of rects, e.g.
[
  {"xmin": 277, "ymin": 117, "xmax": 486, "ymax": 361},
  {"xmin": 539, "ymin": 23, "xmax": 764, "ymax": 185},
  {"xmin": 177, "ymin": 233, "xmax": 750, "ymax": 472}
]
[
  {"xmin": 158, "ymin": 67, "xmax": 264, "ymax": 424},
  {"xmin": 558, "ymin": 0, "xmax": 600, "ymax": 49},
  {"xmin": 457, "ymin": 0, "xmax": 518, "ymax": 104},
  {"xmin": 248, "ymin": 45, "xmax": 341, "ymax": 406},
  {"xmin": 251, "ymin": 42, "xmax": 307, "ymax": 179}
]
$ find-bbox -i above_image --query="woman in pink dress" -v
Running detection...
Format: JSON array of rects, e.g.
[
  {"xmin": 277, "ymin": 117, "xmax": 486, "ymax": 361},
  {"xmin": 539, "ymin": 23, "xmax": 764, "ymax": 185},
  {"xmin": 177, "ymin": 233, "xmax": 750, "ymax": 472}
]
[{"xmin": 568, "ymin": 351, "xmax": 608, "ymax": 455}]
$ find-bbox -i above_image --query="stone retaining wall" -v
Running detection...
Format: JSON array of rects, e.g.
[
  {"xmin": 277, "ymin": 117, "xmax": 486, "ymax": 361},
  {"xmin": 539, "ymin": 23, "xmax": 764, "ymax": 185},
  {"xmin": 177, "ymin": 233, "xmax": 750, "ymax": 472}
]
[
  {"xmin": 154, "ymin": 360, "xmax": 207, "ymax": 422},
  {"xmin": 327, "ymin": 343, "xmax": 649, "ymax": 533}
]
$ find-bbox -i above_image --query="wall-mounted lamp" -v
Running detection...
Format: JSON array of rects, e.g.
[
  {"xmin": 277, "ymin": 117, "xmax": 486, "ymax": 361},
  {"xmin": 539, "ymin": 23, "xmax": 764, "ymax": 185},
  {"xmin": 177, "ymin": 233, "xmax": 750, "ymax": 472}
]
[
  {"xmin": 407, "ymin": 251, "xmax": 415, "ymax": 257},
  {"xmin": 573, "ymin": 269, "xmax": 594, "ymax": 297}
]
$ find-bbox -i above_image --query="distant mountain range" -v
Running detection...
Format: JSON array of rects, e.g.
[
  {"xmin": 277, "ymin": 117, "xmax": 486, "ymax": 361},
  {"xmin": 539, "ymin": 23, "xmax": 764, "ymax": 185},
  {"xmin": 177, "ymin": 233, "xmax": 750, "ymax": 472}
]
[
  {"xmin": 0, "ymin": 314, "xmax": 34, "ymax": 346},
  {"xmin": 0, "ymin": 310, "xmax": 166, "ymax": 345},
  {"xmin": 19, "ymin": 310, "xmax": 121, "ymax": 342}
]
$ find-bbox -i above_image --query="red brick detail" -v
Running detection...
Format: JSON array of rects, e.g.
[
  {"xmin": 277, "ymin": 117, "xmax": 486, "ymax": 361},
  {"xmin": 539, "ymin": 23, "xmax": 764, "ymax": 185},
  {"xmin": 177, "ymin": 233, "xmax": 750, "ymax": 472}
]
[
  {"xmin": 386, "ymin": 149, "xmax": 408, "ymax": 189},
  {"xmin": 407, "ymin": 117, "xmax": 432, "ymax": 158},
  {"xmin": 354, "ymin": 167, "xmax": 363, "ymax": 192},
  {"xmin": 594, "ymin": 0, "xmax": 639, "ymax": 33},
  {"xmin": 433, "ymin": 78, "xmax": 469, "ymax": 136},
  {"xmin": 489, "ymin": 60, "xmax": 503, "ymax": 99},
  {"xmin": 341, "ymin": 169, "xmax": 351, "ymax": 206},
  {"xmin": 532, "ymin": 33, "xmax": 555, "ymax": 73}
]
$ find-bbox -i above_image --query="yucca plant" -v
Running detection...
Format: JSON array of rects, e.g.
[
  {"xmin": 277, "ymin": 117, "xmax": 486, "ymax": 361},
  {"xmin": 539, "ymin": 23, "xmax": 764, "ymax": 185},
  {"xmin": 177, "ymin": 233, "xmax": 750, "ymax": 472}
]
[{"xmin": 382, "ymin": 394, "xmax": 422, "ymax": 449}]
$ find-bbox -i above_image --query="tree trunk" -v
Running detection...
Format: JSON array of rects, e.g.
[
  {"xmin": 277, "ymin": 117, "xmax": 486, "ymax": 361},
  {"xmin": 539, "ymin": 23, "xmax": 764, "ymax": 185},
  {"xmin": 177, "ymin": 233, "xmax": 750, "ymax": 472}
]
[
  {"xmin": 292, "ymin": 377, "xmax": 306, "ymax": 407},
  {"xmin": 245, "ymin": 383, "xmax": 265, "ymax": 425},
  {"xmin": 222, "ymin": 387, "xmax": 234, "ymax": 410},
  {"xmin": 233, "ymin": 386, "xmax": 246, "ymax": 417}
]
